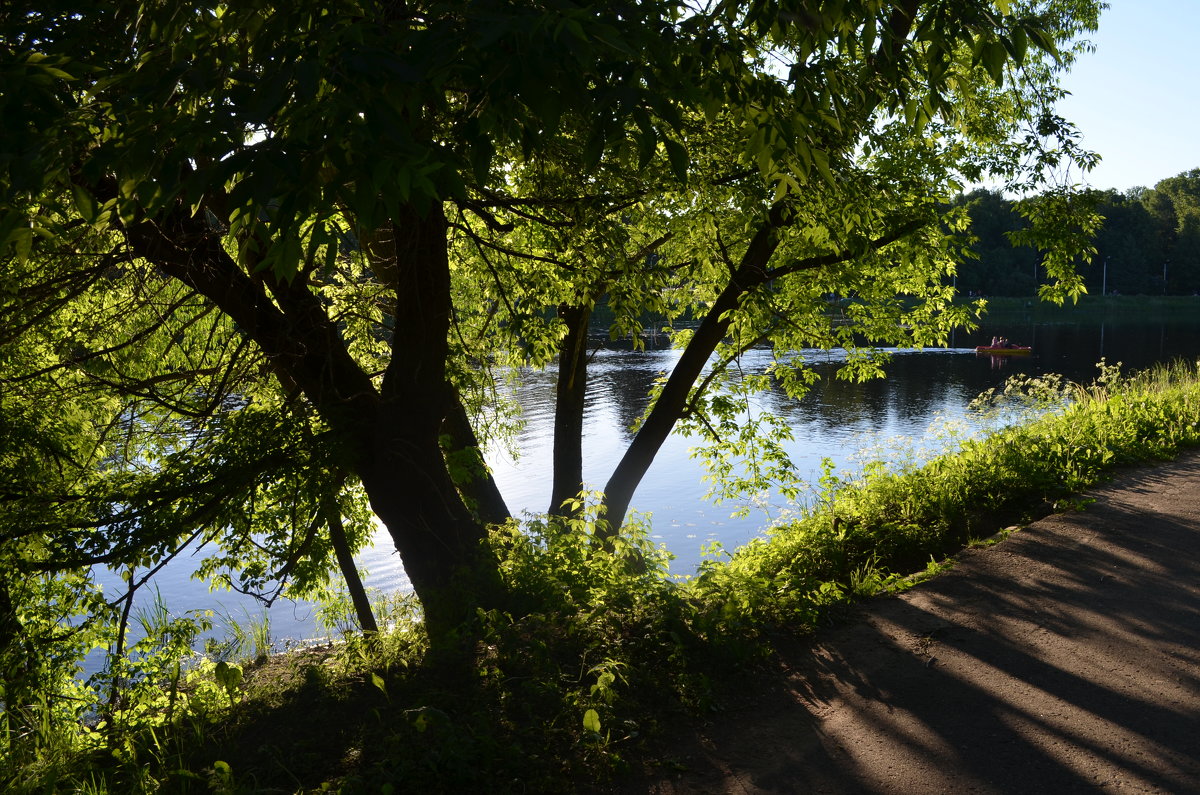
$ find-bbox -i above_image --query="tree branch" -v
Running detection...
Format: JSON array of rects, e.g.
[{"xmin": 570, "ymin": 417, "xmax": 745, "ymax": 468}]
[{"xmin": 764, "ymin": 215, "xmax": 929, "ymax": 280}]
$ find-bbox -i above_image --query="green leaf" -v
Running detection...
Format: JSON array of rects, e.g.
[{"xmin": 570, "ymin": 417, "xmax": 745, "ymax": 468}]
[
  {"xmin": 1009, "ymin": 26, "xmax": 1028, "ymax": 63},
  {"xmin": 471, "ymin": 138, "xmax": 495, "ymax": 184},
  {"xmin": 983, "ymin": 40, "xmax": 1008, "ymax": 84},
  {"xmin": 71, "ymin": 184, "xmax": 98, "ymax": 223},
  {"xmin": 582, "ymin": 708, "xmax": 601, "ymax": 733},
  {"xmin": 40, "ymin": 65, "xmax": 76, "ymax": 81},
  {"xmin": 637, "ymin": 126, "xmax": 658, "ymax": 170},
  {"xmin": 1025, "ymin": 24, "xmax": 1061, "ymax": 60},
  {"xmin": 664, "ymin": 138, "xmax": 689, "ymax": 182},
  {"xmin": 214, "ymin": 661, "xmax": 243, "ymax": 704},
  {"xmin": 583, "ymin": 127, "xmax": 606, "ymax": 170},
  {"xmin": 811, "ymin": 149, "xmax": 835, "ymax": 186},
  {"xmin": 1, "ymin": 218, "xmax": 33, "ymax": 264}
]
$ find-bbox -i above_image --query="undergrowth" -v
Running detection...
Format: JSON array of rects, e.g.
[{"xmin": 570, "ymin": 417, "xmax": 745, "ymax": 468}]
[{"xmin": 6, "ymin": 359, "xmax": 1200, "ymax": 793}]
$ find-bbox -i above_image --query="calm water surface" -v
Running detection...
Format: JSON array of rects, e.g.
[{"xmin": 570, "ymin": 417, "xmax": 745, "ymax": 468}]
[
  {"xmin": 487, "ymin": 315, "xmax": 1200, "ymax": 573},
  {"xmin": 90, "ymin": 314, "xmax": 1200, "ymax": 656}
]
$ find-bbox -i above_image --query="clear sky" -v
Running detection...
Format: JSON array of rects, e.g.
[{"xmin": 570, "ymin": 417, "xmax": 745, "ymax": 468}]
[{"xmin": 1055, "ymin": 0, "xmax": 1200, "ymax": 193}]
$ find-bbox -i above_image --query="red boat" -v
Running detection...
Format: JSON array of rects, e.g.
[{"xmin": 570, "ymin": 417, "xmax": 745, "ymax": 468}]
[{"xmin": 976, "ymin": 345, "xmax": 1031, "ymax": 355}]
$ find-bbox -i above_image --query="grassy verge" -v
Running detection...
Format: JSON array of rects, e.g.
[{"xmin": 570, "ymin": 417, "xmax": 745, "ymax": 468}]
[
  {"xmin": 974, "ymin": 294, "xmax": 1200, "ymax": 321},
  {"xmin": 8, "ymin": 360, "xmax": 1200, "ymax": 794}
]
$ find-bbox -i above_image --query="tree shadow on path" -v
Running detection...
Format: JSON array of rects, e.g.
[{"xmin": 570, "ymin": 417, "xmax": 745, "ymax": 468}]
[{"xmin": 616, "ymin": 453, "xmax": 1200, "ymax": 794}]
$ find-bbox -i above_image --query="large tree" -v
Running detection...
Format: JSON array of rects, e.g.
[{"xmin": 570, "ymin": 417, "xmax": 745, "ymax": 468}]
[
  {"xmin": 1, "ymin": 0, "xmax": 1102, "ymax": 636},
  {"xmin": 1142, "ymin": 169, "xmax": 1200, "ymax": 293}
]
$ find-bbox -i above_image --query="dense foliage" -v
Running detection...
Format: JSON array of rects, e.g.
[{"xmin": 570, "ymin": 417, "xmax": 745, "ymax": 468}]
[{"xmin": 954, "ymin": 167, "xmax": 1200, "ymax": 296}]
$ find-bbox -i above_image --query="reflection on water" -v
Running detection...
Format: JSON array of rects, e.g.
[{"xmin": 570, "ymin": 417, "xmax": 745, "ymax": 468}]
[
  {"xmin": 487, "ymin": 317, "xmax": 1200, "ymax": 574},
  {"xmin": 89, "ymin": 315, "xmax": 1200, "ymax": 662}
]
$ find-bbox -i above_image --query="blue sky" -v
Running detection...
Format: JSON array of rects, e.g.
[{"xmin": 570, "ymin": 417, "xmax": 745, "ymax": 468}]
[{"xmin": 1056, "ymin": 0, "xmax": 1199, "ymax": 192}]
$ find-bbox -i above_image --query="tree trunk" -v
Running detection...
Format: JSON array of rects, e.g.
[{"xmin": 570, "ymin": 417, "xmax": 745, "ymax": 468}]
[
  {"xmin": 323, "ymin": 494, "xmax": 378, "ymax": 634},
  {"xmin": 355, "ymin": 424, "xmax": 500, "ymax": 636},
  {"xmin": 441, "ymin": 397, "xmax": 511, "ymax": 526},
  {"xmin": 365, "ymin": 202, "xmax": 503, "ymax": 635},
  {"xmin": 549, "ymin": 302, "xmax": 593, "ymax": 517},
  {"xmin": 599, "ymin": 222, "xmax": 781, "ymax": 534},
  {"xmin": 126, "ymin": 201, "xmax": 503, "ymax": 640},
  {"xmin": 595, "ymin": 207, "xmax": 919, "ymax": 533}
]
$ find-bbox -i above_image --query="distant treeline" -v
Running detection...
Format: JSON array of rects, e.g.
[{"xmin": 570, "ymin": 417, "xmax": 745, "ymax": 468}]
[{"xmin": 956, "ymin": 168, "xmax": 1200, "ymax": 297}]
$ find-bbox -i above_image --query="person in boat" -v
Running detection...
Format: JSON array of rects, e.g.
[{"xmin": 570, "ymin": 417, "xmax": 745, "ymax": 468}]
[{"xmin": 990, "ymin": 336, "xmax": 1000, "ymax": 348}]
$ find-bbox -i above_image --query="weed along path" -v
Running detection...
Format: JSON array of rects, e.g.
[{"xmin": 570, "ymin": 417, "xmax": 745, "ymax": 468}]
[{"xmin": 616, "ymin": 450, "xmax": 1200, "ymax": 794}]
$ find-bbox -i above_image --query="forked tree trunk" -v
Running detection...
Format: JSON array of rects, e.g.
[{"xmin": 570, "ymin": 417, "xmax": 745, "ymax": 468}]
[
  {"xmin": 365, "ymin": 203, "xmax": 504, "ymax": 635},
  {"xmin": 128, "ymin": 200, "xmax": 504, "ymax": 640}
]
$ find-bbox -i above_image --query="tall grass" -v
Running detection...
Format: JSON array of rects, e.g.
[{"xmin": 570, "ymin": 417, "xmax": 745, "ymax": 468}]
[{"xmin": 204, "ymin": 608, "xmax": 274, "ymax": 664}]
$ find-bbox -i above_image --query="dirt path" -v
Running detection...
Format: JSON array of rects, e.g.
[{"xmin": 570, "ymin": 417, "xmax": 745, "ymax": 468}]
[{"xmin": 617, "ymin": 451, "xmax": 1200, "ymax": 794}]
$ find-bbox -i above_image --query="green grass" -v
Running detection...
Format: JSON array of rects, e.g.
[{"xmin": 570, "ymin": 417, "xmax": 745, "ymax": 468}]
[
  {"xmin": 7, "ymin": 359, "xmax": 1200, "ymax": 793},
  {"xmin": 974, "ymin": 294, "xmax": 1200, "ymax": 322}
]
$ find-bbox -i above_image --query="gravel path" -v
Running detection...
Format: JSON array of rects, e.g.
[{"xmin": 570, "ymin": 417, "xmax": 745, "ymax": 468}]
[{"xmin": 619, "ymin": 450, "xmax": 1200, "ymax": 794}]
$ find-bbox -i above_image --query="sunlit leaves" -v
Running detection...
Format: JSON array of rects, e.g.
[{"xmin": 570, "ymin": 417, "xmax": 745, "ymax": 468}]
[
  {"xmin": 1010, "ymin": 187, "xmax": 1101, "ymax": 304},
  {"xmin": 0, "ymin": 0, "xmax": 1108, "ymax": 658}
]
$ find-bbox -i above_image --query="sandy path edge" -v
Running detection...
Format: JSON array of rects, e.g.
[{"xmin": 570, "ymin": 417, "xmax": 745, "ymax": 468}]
[{"xmin": 610, "ymin": 450, "xmax": 1200, "ymax": 794}]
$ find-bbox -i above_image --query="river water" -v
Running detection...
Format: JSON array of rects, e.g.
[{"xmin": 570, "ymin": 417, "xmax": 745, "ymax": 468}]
[
  {"xmin": 485, "ymin": 313, "xmax": 1200, "ymax": 570},
  {"xmin": 89, "ymin": 310, "xmax": 1200, "ymax": 658}
]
